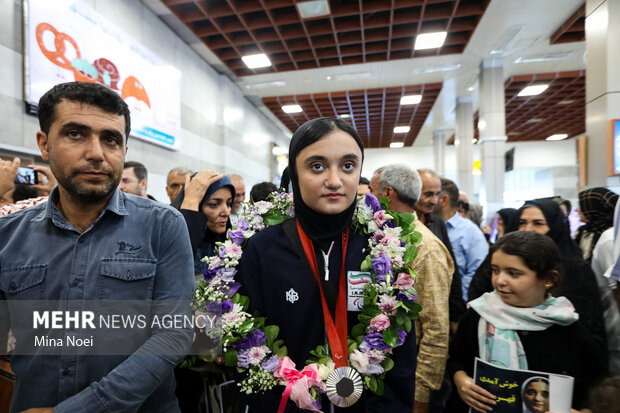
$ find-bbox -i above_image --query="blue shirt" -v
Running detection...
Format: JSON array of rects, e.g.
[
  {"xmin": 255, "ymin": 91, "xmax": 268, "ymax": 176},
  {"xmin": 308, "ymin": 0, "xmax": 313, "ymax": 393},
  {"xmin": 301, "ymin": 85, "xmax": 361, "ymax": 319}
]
[
  {"xmin": 445, "ymin": 212, "xmax": 489, "ymax": 302},
  {"xmin": 0, "ymin": 188, "xmax": 194, "ymax": 412}
]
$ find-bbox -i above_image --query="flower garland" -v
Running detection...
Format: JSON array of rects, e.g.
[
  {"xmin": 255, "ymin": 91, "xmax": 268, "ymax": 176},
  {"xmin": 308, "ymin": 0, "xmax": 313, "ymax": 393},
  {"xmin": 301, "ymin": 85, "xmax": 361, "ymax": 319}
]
[{"xmin": 191, "ymin": 191, "xmax": 422, "ymax": 411}]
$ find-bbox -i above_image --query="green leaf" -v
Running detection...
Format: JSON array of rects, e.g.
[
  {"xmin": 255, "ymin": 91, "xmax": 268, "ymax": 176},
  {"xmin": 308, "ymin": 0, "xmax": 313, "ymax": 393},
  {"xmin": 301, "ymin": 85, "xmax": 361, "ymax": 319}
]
[
  {"xmin": 238, "ymin": 320, "xmax": 254, "ymax": 335},
  {"xmin": 404, "ymin": 320, "xmax": 412, "ymax": 333},
  {"xmin": 264, "ymin": 325, "xmax": 279, "ymax": 344},
  {"xmin": 351, "ymin": 323, "xmax": 367, "ymax": 338},
  {"xmin": 375, "ymin": 377, "xmax": 385, "ymax": 396},
  {"xmin": 361, "ymin": 304, "xmax": 381, "ymax": 317},
  {"xmin": 381, "ymin": 357, "xmax": 394, "ymax": 372},
  {"xmin": 382, "ymin": 326, "xmax": 400, "ymax": 347},
  {"xmin": 365, "ymin": 375, "xmax": 378, "ymax": 393},
  {"xmin": 224, "ymin": 350, "xmax": 238, "ymax": 367},
  {"xmin": 395, "ymin": 308, "xmax": 409, "ymax": 327},
  {"xmin": 358, "ymin": 314, "xmax": 372, "ymax": 324},
  {"xmin": 403, "ymin": 245, "xmax": 418, "ymax": 264},
  {"xmin": 262, "ymin": 212, "xmax": 286, "ymax": 227},
  {"xmin": 348, "ymin": 340, "xmax": 358, "ymax": 352},
  {"xmin": 360, "ymin": 256, "xmax": 372, "ymax": 272},
  {"xmin": 410, "ymin": 230, "xmax": 422, "ymax": 245},
  {"xmin": 277, "ymin": 345, "xmax": 288, "ymax": 357}
]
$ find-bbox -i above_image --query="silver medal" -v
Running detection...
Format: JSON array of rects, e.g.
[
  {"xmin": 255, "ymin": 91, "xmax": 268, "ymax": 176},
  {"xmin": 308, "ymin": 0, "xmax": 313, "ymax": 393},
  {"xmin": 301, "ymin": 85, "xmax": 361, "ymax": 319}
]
[{"xmin": 325, "ymin": 366, "xmax": 363, "ymax": 408}]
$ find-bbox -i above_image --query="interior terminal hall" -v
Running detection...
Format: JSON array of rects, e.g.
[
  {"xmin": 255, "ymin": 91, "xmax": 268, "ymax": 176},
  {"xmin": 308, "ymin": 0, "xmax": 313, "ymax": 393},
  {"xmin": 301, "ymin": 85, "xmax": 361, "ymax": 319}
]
[{"xmin": 2, "ymin": 0, "xmax": 617, "ymax": 212}]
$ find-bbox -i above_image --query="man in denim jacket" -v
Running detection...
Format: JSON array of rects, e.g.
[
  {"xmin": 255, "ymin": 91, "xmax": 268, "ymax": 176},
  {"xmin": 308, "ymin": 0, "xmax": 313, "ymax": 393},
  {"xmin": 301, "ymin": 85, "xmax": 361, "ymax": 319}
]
[{"xmin": 0, "ymin": 82, "xmax": 194, "ymax": 412}]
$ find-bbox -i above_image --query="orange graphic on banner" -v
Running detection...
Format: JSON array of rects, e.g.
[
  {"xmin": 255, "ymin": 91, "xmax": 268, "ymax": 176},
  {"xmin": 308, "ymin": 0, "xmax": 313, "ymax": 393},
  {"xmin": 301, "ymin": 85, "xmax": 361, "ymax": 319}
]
[{"xmin": 36, "ymin": 22, "xmax": 151, "ymax": 108}]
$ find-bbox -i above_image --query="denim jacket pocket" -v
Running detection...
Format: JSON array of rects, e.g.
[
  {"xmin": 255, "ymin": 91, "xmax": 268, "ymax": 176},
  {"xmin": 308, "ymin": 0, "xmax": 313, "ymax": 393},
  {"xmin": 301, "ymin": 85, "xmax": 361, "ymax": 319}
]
[
  {"xmin": 99, "ymin": 258, "xmax": 157, "ymax": 300},
  {"xmin": 0, "ymin": 264, "xmax": 47, "ymax": 299}
]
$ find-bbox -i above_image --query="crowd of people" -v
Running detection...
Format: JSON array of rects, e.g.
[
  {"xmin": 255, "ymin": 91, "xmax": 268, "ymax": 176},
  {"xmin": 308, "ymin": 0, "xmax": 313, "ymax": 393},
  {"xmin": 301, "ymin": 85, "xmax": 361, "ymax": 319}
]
[{"xmin": 0, "ymin": 81, "xmax": 619, "ymax": 413}]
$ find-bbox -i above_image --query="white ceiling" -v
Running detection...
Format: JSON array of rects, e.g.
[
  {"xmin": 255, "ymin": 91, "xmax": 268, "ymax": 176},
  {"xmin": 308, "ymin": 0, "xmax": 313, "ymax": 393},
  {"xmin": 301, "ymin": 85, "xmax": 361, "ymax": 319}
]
[{"xmin": 143, "ymin": 0, "xmax": 586, "ymax": 146}]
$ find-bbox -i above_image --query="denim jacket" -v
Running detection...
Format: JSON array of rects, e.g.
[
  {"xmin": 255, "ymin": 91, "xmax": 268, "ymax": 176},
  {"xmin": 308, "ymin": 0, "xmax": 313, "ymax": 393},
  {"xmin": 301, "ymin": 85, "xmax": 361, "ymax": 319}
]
[{"xmin": 0, "ymin": 188, "xmax": 194, "ymax": 412}]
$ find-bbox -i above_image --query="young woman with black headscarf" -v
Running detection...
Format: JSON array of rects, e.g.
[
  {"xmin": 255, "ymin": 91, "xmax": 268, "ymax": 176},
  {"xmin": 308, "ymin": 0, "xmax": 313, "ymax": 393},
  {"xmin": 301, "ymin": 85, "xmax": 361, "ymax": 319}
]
[
  {"xmin": 236, "ymin": 118, "xmax": 417, "ymax": 412},
  {"xmin": 575, "ymin": 187, "xmax": 619, "ymax": 263}
]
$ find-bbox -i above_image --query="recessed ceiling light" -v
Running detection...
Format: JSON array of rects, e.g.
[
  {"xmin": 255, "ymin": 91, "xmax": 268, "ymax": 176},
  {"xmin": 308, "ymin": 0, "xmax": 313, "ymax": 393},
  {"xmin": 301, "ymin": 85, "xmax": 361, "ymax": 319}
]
[
  {"xmin": 525, "ymin": 118, "xmax": 543, "ymax": 123},
  {"xmin": 337, "ymin": 114, "xmax": 351, "ymax": 119},
  {"xmin": 558, "ymin": 100, "xmax": 575, "ymax": 105},
  {"xmin": 400, "ymin": 95, "xmax": 422, "ymax": 105},
  {"xmin": 508, "ymin": 131, "xmax": 521, "ymax": 136},
  {"xmin": 296, "ymin": 0, "xmax": 330, "ymax": 19},
  {"xmin": 411, "ymin": 63, "xmax": 460, "ymax": 74},
  {"xmin": 490, "ymin": 26, "xmax": 522, "ymax": 55},
  {"xmin": 245, "ymin": 80, "xmax": 285, "ymax": 90},
  {"xmin": 390, "ymin": 142, "xmax": 405, "ymax": 149},
  {"xmin": 472, "ymin": 138, "xmax": 478, "ymax": 144},
  {"xmin": 546, "ymin": 134, "xmax": 568, "ymax": 141},
  {"xmin": 394, "ymin": 126, "xmax": 411, "ymax": 134},
  {"xmin": 514, "ymin": 53, "xmax": 572, "ymax": 64},
  {"xmin": 241, "ymin": 53, "xmax": 271, "ymax": 69},
  {"xmin": 282, "ymin": 104, "xmax": 302, "ymax": 113},
  {"xmin": 414, "ymin": 32, "xmax": 447, "ymax": 50},
  {"xmin": 327, "ymin": 72, "xmax": 372, "ymax": 81},
  {"xmin": 518, "ymin": 84, "xmax": 549, "ymax": 97}
]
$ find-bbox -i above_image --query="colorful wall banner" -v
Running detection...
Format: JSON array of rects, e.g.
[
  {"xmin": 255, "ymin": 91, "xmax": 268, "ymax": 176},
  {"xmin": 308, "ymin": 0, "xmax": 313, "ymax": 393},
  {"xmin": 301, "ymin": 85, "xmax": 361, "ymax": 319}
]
[{"xmin": 25, "ymin": 0, "xmax": 182, "ymax": 150}]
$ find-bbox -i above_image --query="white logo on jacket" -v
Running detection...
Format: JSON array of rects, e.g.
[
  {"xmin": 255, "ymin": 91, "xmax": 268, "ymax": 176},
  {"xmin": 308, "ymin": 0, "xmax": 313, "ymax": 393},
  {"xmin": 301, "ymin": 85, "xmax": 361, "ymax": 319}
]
[{"xmin": 285, "ymin": 288, "xmax": 299, "ymax": 304}]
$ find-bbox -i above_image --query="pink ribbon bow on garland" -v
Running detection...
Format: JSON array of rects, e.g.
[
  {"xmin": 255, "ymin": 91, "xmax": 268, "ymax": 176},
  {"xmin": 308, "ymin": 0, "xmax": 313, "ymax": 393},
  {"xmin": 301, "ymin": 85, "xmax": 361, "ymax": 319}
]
[{"xmin": 275, "ymin": 356, "xmax": 326, "ymax": 413}]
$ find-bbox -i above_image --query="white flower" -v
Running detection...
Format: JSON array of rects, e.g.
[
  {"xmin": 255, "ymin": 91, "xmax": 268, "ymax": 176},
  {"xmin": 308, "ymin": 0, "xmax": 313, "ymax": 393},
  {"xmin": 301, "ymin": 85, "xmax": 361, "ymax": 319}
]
[
  {"xmin": 367, "ymin": 220, "xmax": 379, "ymax": 233},
  {"xmin": 254, "ymin": 201, "xmax": 273, "ymax": 215},
  {"xmin": 248, "ymin": 345, "xmax": 270, "ymax": 365},
  {"xmin": 318, "ymin": 359, "xmax": 335, "ymax": 380},
  {"xmin": 356, "ymin": 204, "xmax": 373, "ymax": 222},
  {"xmin": 350, "ymin": 349, "xmax": 369, "ymax": 374}
]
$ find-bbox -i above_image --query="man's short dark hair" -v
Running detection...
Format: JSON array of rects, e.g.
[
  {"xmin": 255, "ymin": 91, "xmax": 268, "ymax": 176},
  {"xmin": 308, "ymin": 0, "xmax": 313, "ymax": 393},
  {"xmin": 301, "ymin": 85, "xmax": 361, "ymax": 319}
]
[
  {"xmin": 38, "ymin": 82, "xmax": 131, "ymax": 140},
  {"xmin": 439, "ymin": 177, "xmax": 459, "ymax": 209},
  {"xmin": 250, "ymin": 181, "xmax": 278, "ymax": 203},
  {"xmin": 359, "ymin": 176, "xmax": 369, "ymax": 185},
  {"xmin": 124, "ymin": 161, "xmax": 147, "ymax": 182}
]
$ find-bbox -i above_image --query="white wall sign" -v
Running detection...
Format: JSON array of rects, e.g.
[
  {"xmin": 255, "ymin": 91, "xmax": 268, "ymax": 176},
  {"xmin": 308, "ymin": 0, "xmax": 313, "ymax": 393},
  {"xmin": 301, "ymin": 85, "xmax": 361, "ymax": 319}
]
[{"xmin": 25, "ymin": 0, "xmax": 182, "ymax": 150}]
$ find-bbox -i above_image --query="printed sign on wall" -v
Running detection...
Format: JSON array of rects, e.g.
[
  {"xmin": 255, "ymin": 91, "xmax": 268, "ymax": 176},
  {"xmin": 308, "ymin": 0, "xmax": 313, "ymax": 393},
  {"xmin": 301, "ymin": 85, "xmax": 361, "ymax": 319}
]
[{"xmin": 25, "ymin": 0, "xmax": 182, "ymax": 150}]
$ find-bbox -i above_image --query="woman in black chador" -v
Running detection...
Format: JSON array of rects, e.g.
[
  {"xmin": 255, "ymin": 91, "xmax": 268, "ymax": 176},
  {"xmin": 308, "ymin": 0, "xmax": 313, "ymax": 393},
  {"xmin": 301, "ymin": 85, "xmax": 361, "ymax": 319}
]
[{"xmin": 237, "ymin": 118, "xmax": 417, "ymax": 412}]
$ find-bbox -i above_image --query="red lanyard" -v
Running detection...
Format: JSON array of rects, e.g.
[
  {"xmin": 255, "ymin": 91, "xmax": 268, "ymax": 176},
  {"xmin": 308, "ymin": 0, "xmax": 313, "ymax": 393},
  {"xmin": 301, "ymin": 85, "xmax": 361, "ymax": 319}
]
[{"xmin": 296, "ymin": 220, "xmax": 350, "ymax": 368}]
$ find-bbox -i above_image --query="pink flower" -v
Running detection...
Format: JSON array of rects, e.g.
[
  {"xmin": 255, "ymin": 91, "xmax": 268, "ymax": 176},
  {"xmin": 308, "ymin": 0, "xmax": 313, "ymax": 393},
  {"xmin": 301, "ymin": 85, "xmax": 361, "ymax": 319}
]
[
  {"xmin": 248, "ymin": 345, "xmax": 269, "ymax": 365},
  {"xmin": 373, "ymin": 210, "xmax": 388, "ymax": 227},
  {"xmin": 369, "ymin": 314, "xmax": 390, "ymax": 332},
  {"xmin": 225, "ymin": 242, "xmax": 242, "ymax": 258},
  {"xmin": 378, "ymin": 294, "xmax": 398, "ymax": 316},
  {"xmin": 367, "ymin": 350, "xmax": 386, "ymax": 364},
  {"xmin": 393, "ymin": 273, "xmax": 414, "ymax": 290},
  {"xmin": 350, "ymin": 349, "xmax": 370, "ymax": 374}
]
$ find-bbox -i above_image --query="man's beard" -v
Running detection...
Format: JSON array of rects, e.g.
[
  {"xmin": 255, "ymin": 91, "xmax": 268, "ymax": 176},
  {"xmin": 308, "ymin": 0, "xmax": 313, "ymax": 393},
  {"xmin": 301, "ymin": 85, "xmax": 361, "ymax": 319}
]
[{"xmin": 52, "ymin": 161, "xmax": 121, "ymax": 203}]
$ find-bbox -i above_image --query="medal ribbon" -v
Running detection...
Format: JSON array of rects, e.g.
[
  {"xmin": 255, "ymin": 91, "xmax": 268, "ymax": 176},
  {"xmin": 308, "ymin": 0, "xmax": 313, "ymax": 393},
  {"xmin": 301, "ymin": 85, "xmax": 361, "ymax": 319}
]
[{"xmin": 297, "ymin": 220, "xmax": 350, "ymax": 369}]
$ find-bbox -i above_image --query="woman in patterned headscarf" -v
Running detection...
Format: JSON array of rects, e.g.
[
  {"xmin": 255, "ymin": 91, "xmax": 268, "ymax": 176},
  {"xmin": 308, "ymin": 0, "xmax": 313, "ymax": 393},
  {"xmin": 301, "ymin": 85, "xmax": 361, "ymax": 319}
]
[{"xmin": 575, "ymin": 187, "xmax": 619, "ymax": 263}]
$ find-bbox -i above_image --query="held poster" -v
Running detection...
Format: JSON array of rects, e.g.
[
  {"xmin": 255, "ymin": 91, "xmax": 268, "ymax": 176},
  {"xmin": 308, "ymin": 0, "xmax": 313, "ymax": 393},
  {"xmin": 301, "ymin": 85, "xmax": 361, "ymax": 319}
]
[
  {"xmin": 25, "ymin": 0, "xmax": 181, "ymax": 150},
  {"xmin": 472, "ymin": 358, "xmax": 574, "ymax": 413}
]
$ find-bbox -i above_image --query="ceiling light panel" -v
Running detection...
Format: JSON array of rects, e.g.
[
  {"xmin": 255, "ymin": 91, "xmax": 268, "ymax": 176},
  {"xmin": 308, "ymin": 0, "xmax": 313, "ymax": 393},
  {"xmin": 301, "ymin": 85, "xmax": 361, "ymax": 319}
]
[
  {"xmin": 400, "ymin": 95, "xmax": 422, "ymax": 105},
  {"xmin": 414, "ymin": 32, "xmax": 447, "ymax": 50},
  {"xmin": 390, "ymin": 142, "xmax": 405, "ymax": 148},
  {"xmin": 282, "ymin": 104, "xmax": 302, "ymax": 113},
  {"xmin": 517, "ymin": 84, "xmax": 549, "ymax": 97},
  {"xmin": 241, "ymin": 53, "xmax": 272, "ymax": 69},
  {"xmin": 394, "ymin": 126, "xmax": 411, "ymax": 133},
  {"xmin": 297, "ymin": 0, "xmax": 330, "ymax": 19},
  {"xmin": 546, "ymin": 134, "xmax": 568, "ymax": 141}
]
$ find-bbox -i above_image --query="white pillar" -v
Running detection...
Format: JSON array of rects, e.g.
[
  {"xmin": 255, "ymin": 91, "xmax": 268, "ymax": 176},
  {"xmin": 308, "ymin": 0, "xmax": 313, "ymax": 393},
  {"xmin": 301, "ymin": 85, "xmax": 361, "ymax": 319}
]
[
  {"xmin": 478, "ymin": 59, "xmax": 507, "ymax": 216},
  {"xmin": 585, "ymin": 0, "xmax": 620, "ymax": 187},
  {"xmin": 433, "ymin": 130, "xmax": 446, "ymax": 176},
  {"xmin": 455, "ymin": 97, "xmax": 474, "ymax": 197}
]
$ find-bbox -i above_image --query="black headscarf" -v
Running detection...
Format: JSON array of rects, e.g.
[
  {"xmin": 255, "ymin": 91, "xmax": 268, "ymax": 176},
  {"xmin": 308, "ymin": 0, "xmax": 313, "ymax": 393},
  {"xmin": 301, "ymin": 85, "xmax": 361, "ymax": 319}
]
[
  {"xmin": 575, "ymin": 188, "xmax": 619, "ymax": 259},
  {"xmin": 497, "ymin": 208, "xmax": 518, "ymax": 234},
  {"xmin": 288, "ymin": 118, "xmax": 364, "ymax": 245}
]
